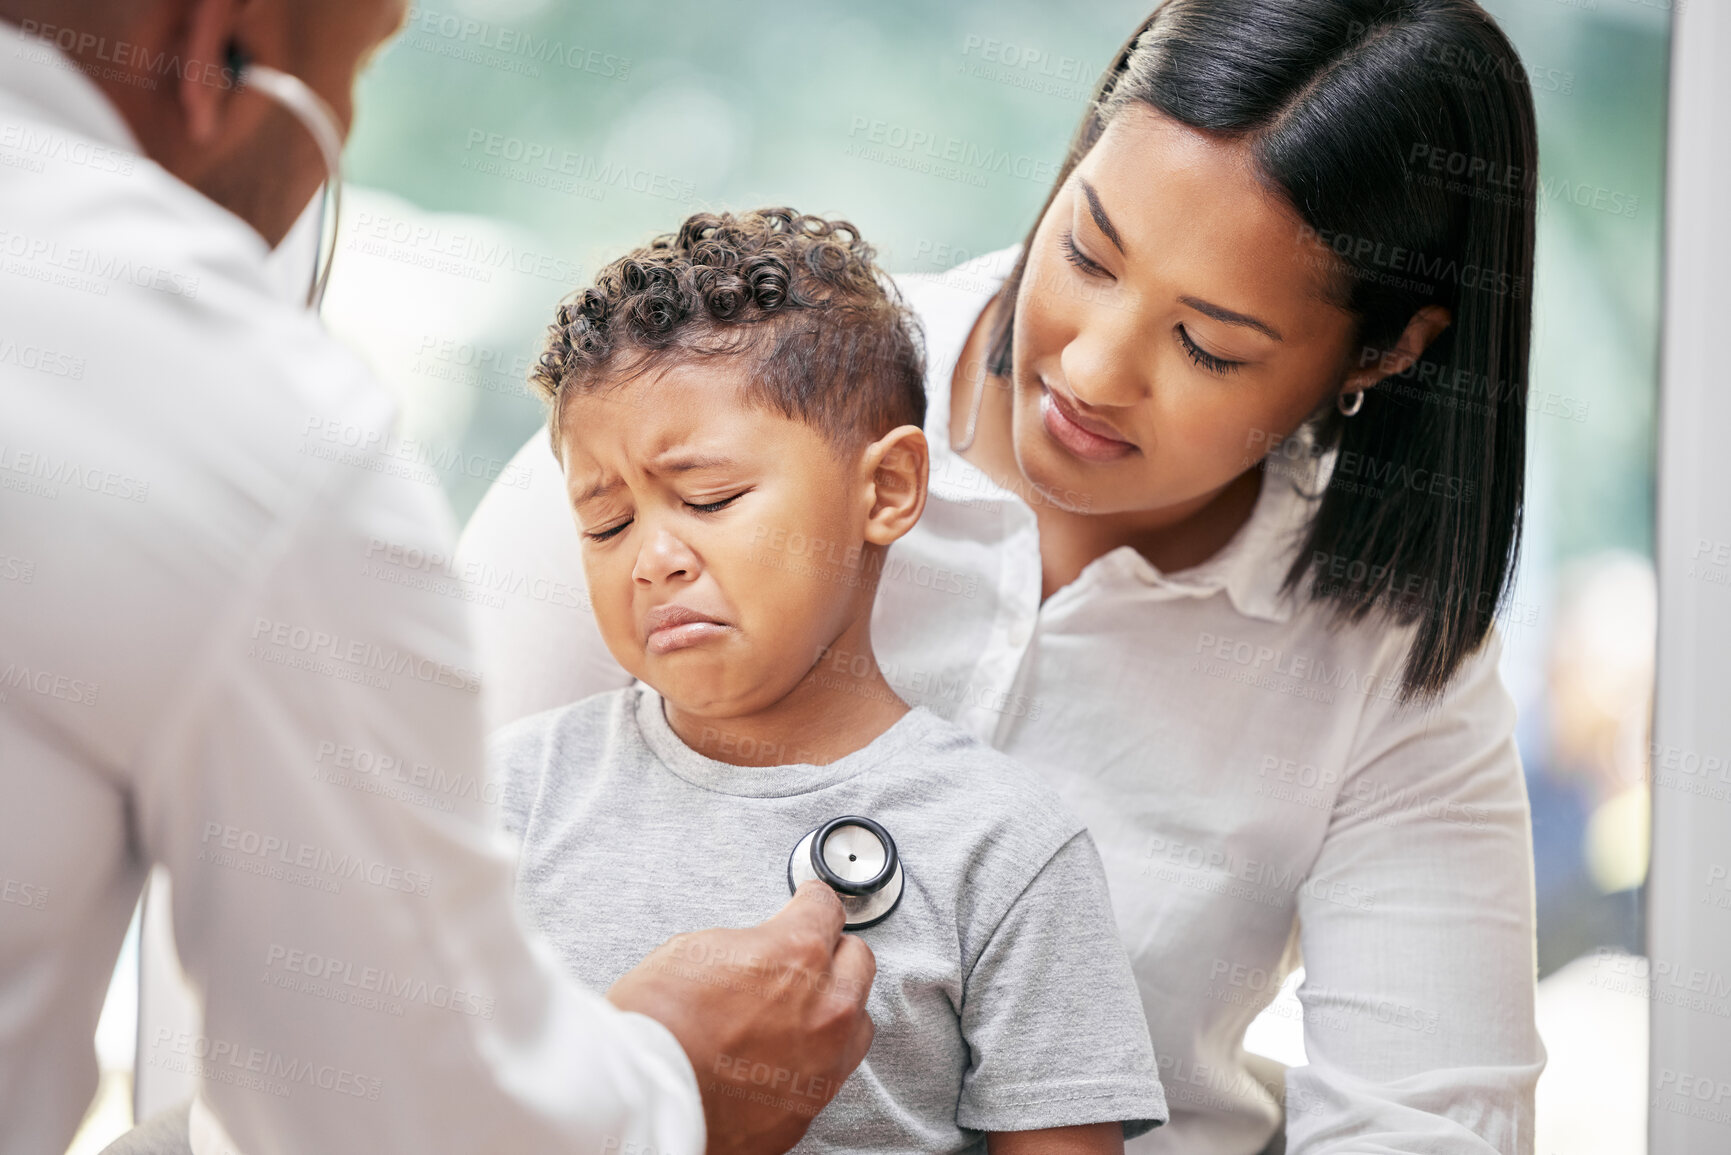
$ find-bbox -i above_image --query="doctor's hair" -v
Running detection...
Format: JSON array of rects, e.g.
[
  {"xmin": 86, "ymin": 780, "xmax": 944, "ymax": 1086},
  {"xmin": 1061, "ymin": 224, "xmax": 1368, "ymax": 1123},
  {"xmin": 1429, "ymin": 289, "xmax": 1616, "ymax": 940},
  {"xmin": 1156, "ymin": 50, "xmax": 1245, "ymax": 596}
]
[
  {"xmin": 532, "ymin": 207, "xmax": 926, "ymax": 458},
  {"xmin": 987, "ymin": 0, "xmax": 1537, "ymax": 702}
]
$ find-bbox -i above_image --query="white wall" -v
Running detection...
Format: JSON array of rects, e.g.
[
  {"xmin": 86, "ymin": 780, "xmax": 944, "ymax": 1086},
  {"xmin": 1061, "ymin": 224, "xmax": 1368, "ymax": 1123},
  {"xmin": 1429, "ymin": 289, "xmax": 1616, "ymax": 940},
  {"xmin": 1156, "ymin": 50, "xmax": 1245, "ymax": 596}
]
[{"xmin": 1649, "ymin": 1, "xmax": 1731, "ymax": 1149}]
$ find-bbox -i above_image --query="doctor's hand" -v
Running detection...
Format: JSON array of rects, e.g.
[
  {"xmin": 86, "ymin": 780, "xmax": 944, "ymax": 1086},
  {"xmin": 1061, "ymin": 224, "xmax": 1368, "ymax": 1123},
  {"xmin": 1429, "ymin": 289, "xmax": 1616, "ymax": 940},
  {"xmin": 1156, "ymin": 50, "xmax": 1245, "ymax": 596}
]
[{"xmin": 607, "ymin": 880, "xmax": 877, "ymax": 1155}]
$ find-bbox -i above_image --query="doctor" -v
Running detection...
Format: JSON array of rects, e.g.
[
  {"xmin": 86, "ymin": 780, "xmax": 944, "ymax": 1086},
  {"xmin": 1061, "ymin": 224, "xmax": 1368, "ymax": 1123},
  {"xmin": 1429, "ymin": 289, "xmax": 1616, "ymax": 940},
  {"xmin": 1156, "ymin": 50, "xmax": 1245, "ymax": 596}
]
[{"xmin": 0, "ymin": 2, "xmax": 874, "ymax": 1153}]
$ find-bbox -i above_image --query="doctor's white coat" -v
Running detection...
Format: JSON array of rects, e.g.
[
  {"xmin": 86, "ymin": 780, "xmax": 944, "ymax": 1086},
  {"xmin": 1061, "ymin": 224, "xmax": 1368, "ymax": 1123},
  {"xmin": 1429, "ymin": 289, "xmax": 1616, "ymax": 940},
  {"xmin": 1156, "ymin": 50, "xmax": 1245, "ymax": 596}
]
[{"xmin": 0, "ymin": 22, "xmax": 703, "ymax": 1155}]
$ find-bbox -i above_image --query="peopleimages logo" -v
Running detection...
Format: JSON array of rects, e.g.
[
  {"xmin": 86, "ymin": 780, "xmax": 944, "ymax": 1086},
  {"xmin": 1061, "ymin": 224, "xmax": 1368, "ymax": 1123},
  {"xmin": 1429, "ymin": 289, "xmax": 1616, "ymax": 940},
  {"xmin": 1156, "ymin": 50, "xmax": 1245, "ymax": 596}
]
[
  {"xmin": 249, "ymin": 616, "xmax": 482, "ymax": 695},
  {"xmin": 149, "ymin": 1028, "xmax": 382, "ymax": 1101},
  {"xmin": 0, "ymin": 442, "xmax": 150, "ymax": 502},
  {"xmin": 0, "ymin": 662, "xmax": 99, "ymax": 707},
  {"xmin": 403, "ymin": 7, "xmax": 632, "ymax": 79},
  {"xmin": 13, "ymin": 18, "xmax": 244, "ymax": 92},
  {"xmin": 1296, "ymin": 224, "xmax": 1525, "ymax": 299},
  {"xmin": 313, "ymin": 739, "xmax": 501, "ymax": 810},
  {"xmin": 461, "ymin": 130, "xmax": 696, "ymax": 205},
  {"xmin": 0, "ymin": 123, "xmax": 135, "ymax": 177},
  {"xmin": 1, "ymin": 875, "xmax": 49, "ymax": 911},
  {"xmin": 199, "ymin": 821, "xmax": 433, "ymax": 898},
  {"xmin": 0, "ymin": 335, "xmax": 86, "ymax": 379},
  {"xmin": 0, "ymin": 226, "xmax": 201, "ymax": 298},
  {"xmin": 1330, "ymin": 449, "xmax": 1476, "ymax": 501},
  {"xmin": 845, "ymin": 115, "xmax": 1061, "ymax": 185},
  {"xmin": 344, "ymin": 210, "xmax": 584, "ymax": 287},
  {"xmin": 263, "ymin": 943, "xmax": 495, "ymax": 1019}
]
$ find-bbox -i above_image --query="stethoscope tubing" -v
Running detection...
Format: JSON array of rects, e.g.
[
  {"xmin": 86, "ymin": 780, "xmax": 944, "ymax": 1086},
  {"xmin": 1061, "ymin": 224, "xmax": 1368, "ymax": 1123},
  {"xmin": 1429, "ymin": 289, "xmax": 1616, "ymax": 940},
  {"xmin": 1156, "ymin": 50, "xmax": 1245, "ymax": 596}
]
[{"xmin": 238, "ymin": 62, "xmax": 345, "ymax": 312}]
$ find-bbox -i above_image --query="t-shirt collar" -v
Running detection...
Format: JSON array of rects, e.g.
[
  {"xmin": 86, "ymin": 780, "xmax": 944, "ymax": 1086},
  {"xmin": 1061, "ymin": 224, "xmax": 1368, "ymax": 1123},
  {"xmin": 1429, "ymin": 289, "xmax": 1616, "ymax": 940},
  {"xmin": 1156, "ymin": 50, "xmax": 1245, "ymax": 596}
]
[{"xmin": 631, "ymin": 680, "xmax": 942, "ymax": 798}]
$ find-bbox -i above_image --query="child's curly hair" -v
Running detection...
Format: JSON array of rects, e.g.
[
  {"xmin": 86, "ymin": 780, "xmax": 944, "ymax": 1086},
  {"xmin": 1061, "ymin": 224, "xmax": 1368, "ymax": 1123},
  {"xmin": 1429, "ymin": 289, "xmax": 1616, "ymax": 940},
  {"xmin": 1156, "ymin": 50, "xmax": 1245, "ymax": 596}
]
[{"xmin": 533, "ymin": 207, "xmax": 926, "ymax": 456}]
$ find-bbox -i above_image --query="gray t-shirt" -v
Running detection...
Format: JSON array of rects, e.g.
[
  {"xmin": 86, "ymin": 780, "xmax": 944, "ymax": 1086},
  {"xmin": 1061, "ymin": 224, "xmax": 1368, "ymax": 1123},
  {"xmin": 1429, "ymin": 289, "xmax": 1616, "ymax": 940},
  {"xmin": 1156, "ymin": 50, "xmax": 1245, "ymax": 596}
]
[{"xmin": 488, "ymin": 682, "xmax": 1166, "ymax": 1153}]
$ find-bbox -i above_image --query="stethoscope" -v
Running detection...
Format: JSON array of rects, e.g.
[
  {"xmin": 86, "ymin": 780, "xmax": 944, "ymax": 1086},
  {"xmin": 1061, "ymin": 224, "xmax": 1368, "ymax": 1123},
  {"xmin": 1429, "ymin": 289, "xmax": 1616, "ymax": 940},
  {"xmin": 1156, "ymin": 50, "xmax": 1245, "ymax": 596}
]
[
  {"xmin": 226, "ymin": 44, "xmax": 345, "ymax": 312},
  {"xmin": 787, "ymin": 816, "xmax": 903, "ymax": 929}
]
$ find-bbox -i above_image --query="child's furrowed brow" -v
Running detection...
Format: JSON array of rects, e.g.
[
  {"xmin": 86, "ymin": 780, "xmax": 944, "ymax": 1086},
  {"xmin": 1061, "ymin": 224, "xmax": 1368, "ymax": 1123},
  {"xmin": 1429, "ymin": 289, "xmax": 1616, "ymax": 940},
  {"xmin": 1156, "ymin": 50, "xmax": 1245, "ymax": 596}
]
[
  {"xmin": 571, "ymin": 452, "xmax": 744, "ymax": 506},
  {"xmin": 571, "ymin": 473, "xmax": 621, "ymax": 507},
  {"xmin": 648, "ymin": 450, "xmax": 740, "ymax": 476}
]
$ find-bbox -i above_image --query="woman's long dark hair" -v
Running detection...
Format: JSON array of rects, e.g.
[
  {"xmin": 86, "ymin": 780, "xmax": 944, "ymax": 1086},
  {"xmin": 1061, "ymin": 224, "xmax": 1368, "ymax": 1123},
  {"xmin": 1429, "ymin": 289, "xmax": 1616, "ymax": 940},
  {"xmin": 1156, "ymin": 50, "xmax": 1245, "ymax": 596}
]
[{"xmin": 987, "ymin": 0, "xmax": 1537, "ymax": 701}]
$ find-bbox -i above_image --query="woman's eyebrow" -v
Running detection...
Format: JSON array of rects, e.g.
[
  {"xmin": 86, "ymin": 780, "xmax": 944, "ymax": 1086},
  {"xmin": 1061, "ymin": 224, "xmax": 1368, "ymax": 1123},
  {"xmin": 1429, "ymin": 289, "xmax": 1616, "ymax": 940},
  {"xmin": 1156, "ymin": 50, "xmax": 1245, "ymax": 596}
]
[
  {"xmin": 1076, "ymin": 178, "xmax": 1125, "ymax": 254},
  {"xmin": 1178, "ymin": 295, "xmax": 1285, "ymax": 342}
]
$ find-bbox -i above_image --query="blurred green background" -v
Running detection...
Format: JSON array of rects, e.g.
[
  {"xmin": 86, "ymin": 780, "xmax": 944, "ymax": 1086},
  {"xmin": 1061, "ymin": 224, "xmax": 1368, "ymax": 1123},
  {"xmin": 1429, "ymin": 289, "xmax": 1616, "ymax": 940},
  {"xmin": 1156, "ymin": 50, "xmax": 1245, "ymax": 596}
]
[{"xmin": 336, "ymin": 0, "xmax": 1666, "ymax": 558}]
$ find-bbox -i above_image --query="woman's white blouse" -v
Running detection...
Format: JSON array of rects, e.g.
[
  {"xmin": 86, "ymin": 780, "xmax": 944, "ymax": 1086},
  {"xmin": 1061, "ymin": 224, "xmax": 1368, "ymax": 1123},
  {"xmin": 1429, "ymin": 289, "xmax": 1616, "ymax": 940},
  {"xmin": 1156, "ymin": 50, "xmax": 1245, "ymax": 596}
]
[{"xmin": 457, "ymin": 249, "xmax": 1546, "ymax": 1155}]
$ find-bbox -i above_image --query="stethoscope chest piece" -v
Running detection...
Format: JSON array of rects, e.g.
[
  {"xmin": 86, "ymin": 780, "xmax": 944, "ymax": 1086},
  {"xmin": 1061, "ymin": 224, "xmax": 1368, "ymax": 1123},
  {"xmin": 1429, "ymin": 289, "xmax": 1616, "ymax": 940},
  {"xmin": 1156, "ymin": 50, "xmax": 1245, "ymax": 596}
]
[{"xmin": 788, "ymin": 815, "xmax": 903, "ymax": 929}]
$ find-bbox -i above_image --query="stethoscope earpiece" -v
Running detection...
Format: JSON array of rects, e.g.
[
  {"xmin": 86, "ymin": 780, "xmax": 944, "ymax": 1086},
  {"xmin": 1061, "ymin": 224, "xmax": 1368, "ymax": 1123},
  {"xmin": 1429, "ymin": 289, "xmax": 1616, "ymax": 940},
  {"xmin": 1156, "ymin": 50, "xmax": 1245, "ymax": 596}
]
[
  {"xmin": 229, "ymin": 49, "xmax": 346, "ymax": 312},
  {"xmin": 788, "ymin": 815, "xmax": 903, "ymax": 929},
  {"xmin": 224, "ymin": 39, "xmax": 251, "ymax": 78}
]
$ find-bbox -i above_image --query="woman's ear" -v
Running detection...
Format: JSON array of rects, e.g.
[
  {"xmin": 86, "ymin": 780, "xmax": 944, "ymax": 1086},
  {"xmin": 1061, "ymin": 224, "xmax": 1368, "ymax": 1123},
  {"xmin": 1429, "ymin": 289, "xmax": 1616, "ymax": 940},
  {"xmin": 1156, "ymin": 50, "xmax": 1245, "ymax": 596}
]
[
  {"xmin": 862, "ymin": 425, "xmax": 930, "ymax": 547},
  {"xmin": 1341, "ymin": 304, "xmax": 1452, "ymax": 395}
]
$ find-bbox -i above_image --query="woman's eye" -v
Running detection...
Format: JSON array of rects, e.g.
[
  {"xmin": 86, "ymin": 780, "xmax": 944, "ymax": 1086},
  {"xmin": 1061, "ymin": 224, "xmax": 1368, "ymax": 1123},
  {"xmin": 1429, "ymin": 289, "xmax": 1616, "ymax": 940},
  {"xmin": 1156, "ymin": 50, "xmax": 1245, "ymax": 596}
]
[
  {"xmin": 686, "ymin": 491, "xmax": 746, "ymax": 514},
  {"xmin": 1176, "ymin": 325, "xmax": 1244, "ymax": 376},
  {"xmin": 585, "ymin": 518, "xmax": 631, "ymax": 543},
  {"xmin": 1060, "ymin": 230, "xmax": 1110, "ymax": 278}
]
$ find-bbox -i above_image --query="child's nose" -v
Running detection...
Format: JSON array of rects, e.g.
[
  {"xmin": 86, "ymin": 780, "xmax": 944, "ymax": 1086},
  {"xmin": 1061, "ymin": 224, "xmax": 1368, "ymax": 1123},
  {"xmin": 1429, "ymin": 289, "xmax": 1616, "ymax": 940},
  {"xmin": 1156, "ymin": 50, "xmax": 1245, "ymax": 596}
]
[{"xmin": 632, "ymin": 524, "xmax": 701, "ymax": 584}]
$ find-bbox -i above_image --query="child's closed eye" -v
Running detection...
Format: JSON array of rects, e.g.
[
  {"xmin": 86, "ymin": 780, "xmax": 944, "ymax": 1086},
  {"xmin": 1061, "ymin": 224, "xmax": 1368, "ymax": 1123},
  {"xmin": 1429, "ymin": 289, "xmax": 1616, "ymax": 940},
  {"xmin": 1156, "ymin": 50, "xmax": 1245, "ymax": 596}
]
[
  {"xmin": 584, "ymin": 520, "xmax": 630, "ymax": 543},
  {"xmin": 583, "ymin": 490, "xmax": 750, "ymax": 543},
  {"xmin": 686, "ymin": 491, "xmax": 748, "ymax": 513}
]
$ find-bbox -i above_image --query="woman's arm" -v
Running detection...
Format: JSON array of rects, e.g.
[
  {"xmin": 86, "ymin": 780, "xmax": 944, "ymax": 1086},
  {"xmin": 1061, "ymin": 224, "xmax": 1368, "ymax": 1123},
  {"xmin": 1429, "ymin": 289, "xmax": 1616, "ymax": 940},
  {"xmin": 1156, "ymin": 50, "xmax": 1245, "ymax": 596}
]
[
  {"xmin": 988, "ymin": 1122, "xmax": 1124, "ymax": 1154},
  {"xmin": 456, "ymin": 431, "xmax": 635, "ymax": 731},
  {"xmin": 1284, "ymin": 628, "xmax": 1546, "ymax": 1153}
]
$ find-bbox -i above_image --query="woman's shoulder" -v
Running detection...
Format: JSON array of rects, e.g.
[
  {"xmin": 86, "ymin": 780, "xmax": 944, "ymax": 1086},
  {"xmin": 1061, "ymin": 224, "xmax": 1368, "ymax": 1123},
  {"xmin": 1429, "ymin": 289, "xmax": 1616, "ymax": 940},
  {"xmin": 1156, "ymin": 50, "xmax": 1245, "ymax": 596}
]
[
  {"xmin": 1211, "ymin": 458, "xmax": 1495, "ymax": 702},
  {"xmin": 1314, "ymin": 611, "xmax": 1521, "ymax": 805},
  {"xmin": 1264, "ymin": 580, "xmax": 1508, "ymax": 721}
]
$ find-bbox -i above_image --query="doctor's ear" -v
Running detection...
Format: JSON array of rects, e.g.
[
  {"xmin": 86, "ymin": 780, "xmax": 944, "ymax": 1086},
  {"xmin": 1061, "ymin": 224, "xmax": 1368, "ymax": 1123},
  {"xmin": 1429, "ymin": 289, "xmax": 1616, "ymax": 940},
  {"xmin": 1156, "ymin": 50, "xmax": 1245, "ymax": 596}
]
[
  {"xmin": 860, "ymin": 426, "xmax": 929, "ymax": 548},
  {"xmin": 178, "ymin": 0, "xmax": 248, "ymax": 144}
]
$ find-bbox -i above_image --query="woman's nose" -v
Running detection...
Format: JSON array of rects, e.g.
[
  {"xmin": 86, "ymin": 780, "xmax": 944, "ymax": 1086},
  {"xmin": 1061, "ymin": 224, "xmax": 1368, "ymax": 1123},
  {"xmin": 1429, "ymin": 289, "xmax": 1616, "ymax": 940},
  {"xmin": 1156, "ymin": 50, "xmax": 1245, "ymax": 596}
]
[
  {"xmin": 1058, "ymin": 310, "xmax": 1150, "ymax": 410},
  {"xmin": 632, "ymin": 524, "xmax": 700, "ymax": 585}
]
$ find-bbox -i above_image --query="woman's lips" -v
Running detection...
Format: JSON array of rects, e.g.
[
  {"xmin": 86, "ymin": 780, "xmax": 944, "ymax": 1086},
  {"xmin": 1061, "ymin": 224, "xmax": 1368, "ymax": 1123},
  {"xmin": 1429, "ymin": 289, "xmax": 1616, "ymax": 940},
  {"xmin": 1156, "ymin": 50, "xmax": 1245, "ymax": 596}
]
[{"xmin": 1039, "ymin": 383, "xmax": 1135, "ymax": 462}]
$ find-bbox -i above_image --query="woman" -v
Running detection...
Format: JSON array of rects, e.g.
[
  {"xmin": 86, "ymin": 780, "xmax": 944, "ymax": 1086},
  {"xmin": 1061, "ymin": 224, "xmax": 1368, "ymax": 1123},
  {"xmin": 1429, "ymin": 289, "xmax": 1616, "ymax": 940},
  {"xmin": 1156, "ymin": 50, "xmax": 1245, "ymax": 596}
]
[{"xmin": 458, "ymin": 1, "xmax": 1545, "ymax": 1151}]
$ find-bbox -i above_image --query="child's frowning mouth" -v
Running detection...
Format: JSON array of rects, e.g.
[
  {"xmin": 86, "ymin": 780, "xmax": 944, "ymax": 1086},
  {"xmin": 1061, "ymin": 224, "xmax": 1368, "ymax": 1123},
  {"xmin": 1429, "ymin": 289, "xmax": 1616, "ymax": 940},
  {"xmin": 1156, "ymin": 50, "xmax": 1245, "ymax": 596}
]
[{"xmin": 642, "ymin": 601, "xmax": 731, "ymax": 654}]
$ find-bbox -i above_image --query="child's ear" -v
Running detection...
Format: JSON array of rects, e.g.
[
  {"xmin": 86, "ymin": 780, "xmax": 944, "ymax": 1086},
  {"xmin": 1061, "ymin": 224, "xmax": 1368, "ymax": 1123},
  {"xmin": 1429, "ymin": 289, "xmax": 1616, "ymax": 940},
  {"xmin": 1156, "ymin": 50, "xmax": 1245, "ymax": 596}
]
[{"xmin": 862, "ymin": 425, "xmax": 929, "ymax": 547}]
